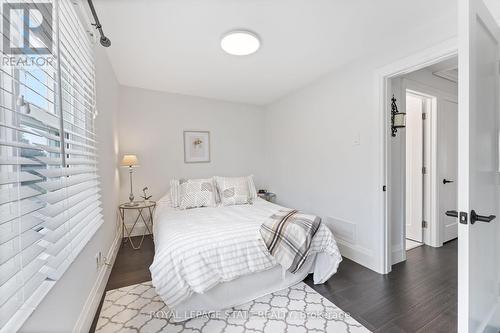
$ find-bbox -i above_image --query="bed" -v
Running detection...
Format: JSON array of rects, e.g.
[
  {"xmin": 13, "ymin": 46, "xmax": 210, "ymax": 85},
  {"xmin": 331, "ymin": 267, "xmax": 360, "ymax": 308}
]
[{"xmin": 149, "ymin": 195, "xmax": 342, "ymax": 321}]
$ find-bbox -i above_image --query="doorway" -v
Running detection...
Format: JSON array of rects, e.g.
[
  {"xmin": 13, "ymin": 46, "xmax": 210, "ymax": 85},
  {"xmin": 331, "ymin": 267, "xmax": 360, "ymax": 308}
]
[
  {"xmin": 405, "ymin": 91, "xmax": 429, "ymax": 249},
  {"xmin": 379, "ymin": 5, "xmax": 500, "ymax": 325},
  {"xmin": 389, "ymin": 56, "xmax": 458, "ymax": 263},
  {"xmin": 404, "ymin": 88, "xmax": 458, "ymax": 251}
]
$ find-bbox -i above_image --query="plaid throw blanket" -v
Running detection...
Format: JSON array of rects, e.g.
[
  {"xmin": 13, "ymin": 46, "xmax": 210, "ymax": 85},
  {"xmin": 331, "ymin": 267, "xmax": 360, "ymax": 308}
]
[{"xmin": 260, "ymin": 209, "xmax": 321, "ymax": 273}]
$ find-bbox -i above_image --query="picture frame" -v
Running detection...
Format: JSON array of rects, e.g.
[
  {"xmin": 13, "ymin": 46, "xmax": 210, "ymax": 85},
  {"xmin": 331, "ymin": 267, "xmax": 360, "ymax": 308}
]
[{"xmin": 184, "ymin": 130, "xmax": 211, "ymax": 163}]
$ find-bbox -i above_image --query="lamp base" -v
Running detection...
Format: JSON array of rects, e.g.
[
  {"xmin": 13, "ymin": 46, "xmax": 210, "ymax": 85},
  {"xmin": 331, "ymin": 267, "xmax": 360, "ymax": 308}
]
[{"xmin": 124, "ymin": 201, "xmax": 139, "ymax": 207}]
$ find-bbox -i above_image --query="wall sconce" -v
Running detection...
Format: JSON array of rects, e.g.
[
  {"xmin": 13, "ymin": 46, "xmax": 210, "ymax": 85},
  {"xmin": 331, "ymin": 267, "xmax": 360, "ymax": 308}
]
[{"xmin": 391, "ymin": 95, "xmax": 406, "ymax": 137}]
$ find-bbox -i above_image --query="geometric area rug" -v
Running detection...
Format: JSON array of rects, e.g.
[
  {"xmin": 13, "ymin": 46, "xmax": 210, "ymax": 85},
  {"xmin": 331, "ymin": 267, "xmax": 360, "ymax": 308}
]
[{"xmin": 96, "ymin": 281, "xmax": 371, "ymax": 333}]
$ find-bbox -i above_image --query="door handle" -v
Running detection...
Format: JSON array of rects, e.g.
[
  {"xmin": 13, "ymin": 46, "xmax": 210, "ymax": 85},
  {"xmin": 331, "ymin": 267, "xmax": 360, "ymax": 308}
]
[
  {"xmin": 443, "ymin": 179, "xmax": 454, "ymax": 184},
  {"xmin": 470, "ymin": 210, "xmax": 496, "ymax": 224},
  {"xmin": 445, "ymin": 210, "xmax": 458, "ymax": 218}
]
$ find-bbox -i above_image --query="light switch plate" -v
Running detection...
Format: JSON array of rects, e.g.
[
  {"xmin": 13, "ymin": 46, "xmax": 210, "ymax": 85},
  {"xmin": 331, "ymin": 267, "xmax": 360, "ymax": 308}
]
[{"xmin": 353, "ymin": 133, "xmax": 361, "ymax": 146}]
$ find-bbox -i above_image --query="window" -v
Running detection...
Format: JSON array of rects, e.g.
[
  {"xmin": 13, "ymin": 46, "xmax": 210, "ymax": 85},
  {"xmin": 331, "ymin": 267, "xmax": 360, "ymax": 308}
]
[{"xmin": 0, "ymin": 0, "xmax": 101, "ymax": 330}]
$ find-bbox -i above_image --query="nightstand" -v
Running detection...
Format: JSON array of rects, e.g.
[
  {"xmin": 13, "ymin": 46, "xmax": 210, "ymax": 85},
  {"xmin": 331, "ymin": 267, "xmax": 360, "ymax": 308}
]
[
  {"xmin": 119, "ymin": 201, "xmax": 156, "ymax": 250},
  {"xmin": 258, "ymin": 192, "xmax": 276, "ymax": 203}
]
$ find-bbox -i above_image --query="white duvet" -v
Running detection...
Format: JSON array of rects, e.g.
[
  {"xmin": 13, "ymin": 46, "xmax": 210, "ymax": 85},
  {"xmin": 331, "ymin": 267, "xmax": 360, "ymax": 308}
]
[{"xmin": 150, "ymin": 197, "xmax": 342, "ymax": 310}]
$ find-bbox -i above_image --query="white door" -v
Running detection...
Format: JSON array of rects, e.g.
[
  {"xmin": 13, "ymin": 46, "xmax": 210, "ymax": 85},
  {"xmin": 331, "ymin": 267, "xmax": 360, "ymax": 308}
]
[
  {"xmin": 406, "ymin": 93, "xmax": 423, "ymax": 242},
  {"xmin": 458, "ymin": 0, "xmax": 500, "ymax": 331},
  {"xmin": 438, "ymin": 99, "xmax": 458, "ymax": 243}
]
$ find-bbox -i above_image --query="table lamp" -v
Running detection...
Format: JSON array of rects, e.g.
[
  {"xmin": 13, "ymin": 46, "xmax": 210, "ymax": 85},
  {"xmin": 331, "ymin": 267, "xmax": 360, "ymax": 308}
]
[{"xmin": 121, "ymin": 154, "xmax": 139, "ymax": 206}]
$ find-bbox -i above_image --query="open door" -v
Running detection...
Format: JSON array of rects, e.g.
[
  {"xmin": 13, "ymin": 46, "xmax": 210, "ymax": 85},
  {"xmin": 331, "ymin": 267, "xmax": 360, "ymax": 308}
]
[
  {"xmin": 439, "ymin": 99, "xmax": 459, "ymax": 243},
  {"xmin": 405, "ymin": 92, "xmax": 424, "ymax": 243},
  {"xmin": 458, "ymin": 0, "xmax": 500, "ymax": 331}
]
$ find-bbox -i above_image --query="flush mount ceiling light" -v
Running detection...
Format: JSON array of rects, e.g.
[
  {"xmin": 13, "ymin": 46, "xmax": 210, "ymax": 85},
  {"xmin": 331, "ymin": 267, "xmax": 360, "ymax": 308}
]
[{"xmin": 220, "ymin": 30, "xmax": 260, "ymax": 56}]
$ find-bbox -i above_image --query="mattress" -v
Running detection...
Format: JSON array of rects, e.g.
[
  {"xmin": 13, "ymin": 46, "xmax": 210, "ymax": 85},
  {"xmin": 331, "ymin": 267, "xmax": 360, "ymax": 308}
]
[{"xmin": 150, "ymin": 197, "xmax": 342, "ymax": 320}]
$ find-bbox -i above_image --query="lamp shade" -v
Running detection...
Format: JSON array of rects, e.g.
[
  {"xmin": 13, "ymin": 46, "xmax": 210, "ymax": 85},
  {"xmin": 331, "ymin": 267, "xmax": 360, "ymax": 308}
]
[{"xmin": 121, "ymin": 154, "xmax": 139, "ymax": 167}]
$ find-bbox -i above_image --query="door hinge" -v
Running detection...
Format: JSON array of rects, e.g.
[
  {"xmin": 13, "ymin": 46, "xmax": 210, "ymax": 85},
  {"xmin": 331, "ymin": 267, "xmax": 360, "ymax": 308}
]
[
  {"xmin": 422, "ymin": 113, "xmax": 427, "ymax": 120},
  {"xmin": 422, "ymin": 220, "xmax": 428, "ymax": 228},
  {"xmin": 422, "ymin": 166, "xmax": 427, "ymax": 174}
]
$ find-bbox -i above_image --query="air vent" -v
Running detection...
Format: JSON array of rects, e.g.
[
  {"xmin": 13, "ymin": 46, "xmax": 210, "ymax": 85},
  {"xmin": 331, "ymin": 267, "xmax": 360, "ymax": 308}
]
[{"xmin": 324, "ymin": 216, "xmax": 356, "ymax": 244}]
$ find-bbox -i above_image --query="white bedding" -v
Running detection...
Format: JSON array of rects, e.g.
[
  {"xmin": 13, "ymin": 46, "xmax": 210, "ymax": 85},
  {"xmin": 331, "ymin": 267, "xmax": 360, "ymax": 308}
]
[{"xmin": 150, "ymin": 197, "xmax": 342, "ymax": 312}]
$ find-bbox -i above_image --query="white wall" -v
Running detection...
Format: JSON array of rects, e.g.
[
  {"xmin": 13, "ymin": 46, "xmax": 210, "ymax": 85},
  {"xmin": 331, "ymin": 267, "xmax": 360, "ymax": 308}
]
[
  {"xmin": 20, "ymin": 47, "xmax": 121, "ymax": 333},
  {"xmin": 117, "ymin": 87, "xmax": 266, "ymax": 205},
  {"xmin": 262, "ymin": 30, "xmax": 457, "ymax": 272},
  {"xmin": 262, "ymin": 61, "xmax": 382, "ymax": 270}
]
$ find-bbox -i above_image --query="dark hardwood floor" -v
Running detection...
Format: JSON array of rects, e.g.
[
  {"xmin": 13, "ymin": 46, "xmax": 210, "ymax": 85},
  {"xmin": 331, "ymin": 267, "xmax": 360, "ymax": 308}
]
[
  {"xmin": 90, "ymin": 237, "xmax": 457, "ymax": 333},
  {"xmin": 90, "ymin": 235, "xmax": 155, "ymax": 332},
  {"xmin": 304, "ymin": 240, "xmax": 457, "ymax": 332},
  {"xmin": 105, "ymin": 235, "xmax": 155, "ymax": 291}
]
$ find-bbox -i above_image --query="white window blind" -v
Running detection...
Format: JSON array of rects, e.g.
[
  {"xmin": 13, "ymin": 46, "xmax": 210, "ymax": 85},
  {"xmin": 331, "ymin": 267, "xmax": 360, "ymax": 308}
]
[{"xmin": 0, "ymin": 0, "xmax": 102, "ymax": 330}]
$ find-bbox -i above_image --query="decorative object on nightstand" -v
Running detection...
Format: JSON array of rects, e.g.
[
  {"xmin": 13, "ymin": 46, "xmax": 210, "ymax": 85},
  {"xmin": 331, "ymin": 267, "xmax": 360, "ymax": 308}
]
[
  {"xmin": 141, "ymin": 186, "xmax": 152, "ymax": 202},
  {"xmin": 258, "ymin": 190, "xmax": 276, "ymax": 203},
  {"xmin": 119, "ymin": 200, "xmax": 156, "ymax": 250},
  {"xmin": 121, "ymin": 154, "xmax": 139, "ymax": 206}
]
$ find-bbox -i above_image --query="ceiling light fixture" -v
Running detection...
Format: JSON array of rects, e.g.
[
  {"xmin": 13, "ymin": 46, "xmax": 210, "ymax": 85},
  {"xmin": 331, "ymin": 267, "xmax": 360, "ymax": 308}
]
[{"xmin": 220, "ymin": 30, "xmax": 260, "ymax": 56}]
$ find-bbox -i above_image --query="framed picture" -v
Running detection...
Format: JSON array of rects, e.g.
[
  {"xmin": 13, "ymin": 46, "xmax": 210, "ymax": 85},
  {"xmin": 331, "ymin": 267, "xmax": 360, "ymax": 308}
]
[{"xmin": 184, "ymin": 131, "xmax": 211, "ymax": 163}]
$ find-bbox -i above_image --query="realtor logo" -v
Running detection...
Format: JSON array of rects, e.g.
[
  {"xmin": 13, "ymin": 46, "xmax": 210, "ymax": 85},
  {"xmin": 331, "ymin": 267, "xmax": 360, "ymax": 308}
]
[{"xmin": 2, "ymin": 1, "xmax": 53, "ymax": 55}]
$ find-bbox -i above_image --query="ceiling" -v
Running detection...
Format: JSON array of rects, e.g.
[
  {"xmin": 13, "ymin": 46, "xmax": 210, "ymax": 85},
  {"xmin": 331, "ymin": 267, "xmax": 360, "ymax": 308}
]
[
  {"xmin": 427, "ymin": 57, "xmax": 458, "ymax": 73},
  {"xmin": 94, "ymin": 0, "xmax": 466, "ymax": 105},
  {"xmin": 427, "ymin": 57, "xmax": 459, "ymax": 83}
]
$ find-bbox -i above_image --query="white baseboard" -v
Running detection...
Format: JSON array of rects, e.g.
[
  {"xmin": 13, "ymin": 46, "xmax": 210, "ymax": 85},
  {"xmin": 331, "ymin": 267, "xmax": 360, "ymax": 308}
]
[
  {"xmin": 73, "ymin": 232, "xmax": 121, "ymax": 333},
  {"xmin": 493, "ymin": 297, "xmax": 500, "ymax": 330},
  {"xmin": 336, "ymin": 239, "xmax": 378, "ymax": 273},
  {"xmin": 391, "ymin": 244, "xmax": 405, "ymax": 265},
  {"xmin": 478, "ymin": 298, "xmax": 500, "ymax": 333}
]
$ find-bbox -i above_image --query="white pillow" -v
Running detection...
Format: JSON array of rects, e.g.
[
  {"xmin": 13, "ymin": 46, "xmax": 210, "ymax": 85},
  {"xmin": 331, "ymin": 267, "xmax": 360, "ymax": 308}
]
[
  {"xmin": 157, "ymin": 192, "xmax": 173, "ymax": 207},
  {"xmin": 179, "ymin": 178, "xmax": 217, "ymax": 209},
  {"xmin": 247, "ymin": 175, "xmax": 258, "ymax": 199},
  {"xmin": 215, "ymin": 176, "xmax": 251, "ymax": 206},
  {"xmin": 170, "ymin": 179, "xmax": 180, "ymax": 207}
]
